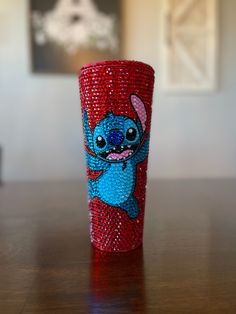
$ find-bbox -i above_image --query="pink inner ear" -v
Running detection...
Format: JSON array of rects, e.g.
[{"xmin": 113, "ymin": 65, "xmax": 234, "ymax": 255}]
[{"xmin": 130, "ymin": 95, "xmax": 147, "ymax": 132}]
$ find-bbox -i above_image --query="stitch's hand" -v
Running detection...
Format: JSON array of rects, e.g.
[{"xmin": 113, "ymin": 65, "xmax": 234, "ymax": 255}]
[
  {"xmin": 133, "ymin": 133, "xmax": 150, "ymax": 164},
  {"xmin": 83, "ymin": 109, "xmax": 94, "ymax": 151}
]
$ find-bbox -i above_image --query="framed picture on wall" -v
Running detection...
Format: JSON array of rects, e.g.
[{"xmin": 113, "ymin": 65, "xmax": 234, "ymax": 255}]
[
  {"xmin": 29, "ymin": 0, "xmax": 122, "ymax": 74},
  {"xmin": 160, "ymin": 0, "xmax": 218, "ymax": 93}
]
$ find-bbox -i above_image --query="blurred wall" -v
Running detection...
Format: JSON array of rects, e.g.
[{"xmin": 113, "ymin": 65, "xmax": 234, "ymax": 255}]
[{"xmin": 0, "ymin": 0, "xmax": 236, "ymax": 181}]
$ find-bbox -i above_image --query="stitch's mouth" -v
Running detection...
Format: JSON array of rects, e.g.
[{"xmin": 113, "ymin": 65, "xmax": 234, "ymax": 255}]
[{"xmin": 99, "ymin": 144, "xmax": 138, "ymax": 161}]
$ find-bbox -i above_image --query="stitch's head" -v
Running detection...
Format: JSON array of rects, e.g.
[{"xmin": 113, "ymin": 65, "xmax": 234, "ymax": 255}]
[
  {"xmin": 83, "ymin": 94, "xmax": 147, "ymax": 163},
  {"xmin": 93, "ymin": 112, "xmax": 142, "ymax": 162}
]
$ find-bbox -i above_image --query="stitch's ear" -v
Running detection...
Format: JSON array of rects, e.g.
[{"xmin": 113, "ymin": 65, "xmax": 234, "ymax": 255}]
[
  {"xmin": 130, "ymin": 94, "xmax": 147, "ymax": 132},
  {"xmin": 83, "ymin": 109, "xmax": 94, "ymax": 151}
]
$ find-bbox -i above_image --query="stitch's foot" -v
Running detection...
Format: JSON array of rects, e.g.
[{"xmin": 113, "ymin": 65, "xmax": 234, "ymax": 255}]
[
  {"xmin": 119, "ymin": 196, "xmax": 140, "ymax": 219},
  {"xmin": 88, "ymin": 179, "xmax": 97, "ymax": 200}
]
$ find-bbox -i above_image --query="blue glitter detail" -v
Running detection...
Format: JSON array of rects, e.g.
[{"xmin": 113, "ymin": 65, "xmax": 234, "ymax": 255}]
[{"xmin": 83, "ymin": 103, "xmax": 149, "ymax": 219}]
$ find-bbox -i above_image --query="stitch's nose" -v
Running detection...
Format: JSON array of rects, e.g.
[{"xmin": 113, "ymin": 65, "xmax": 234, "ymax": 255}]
[{"xmin": 107, "ymin": 129, "xmax": 124, "ymax": 146}]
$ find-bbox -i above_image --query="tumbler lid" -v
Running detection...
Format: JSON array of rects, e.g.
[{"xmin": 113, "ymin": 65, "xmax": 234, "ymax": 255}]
[{"xmin": 79, "ymin": 59, "xmax": 155, "ymax": 75}]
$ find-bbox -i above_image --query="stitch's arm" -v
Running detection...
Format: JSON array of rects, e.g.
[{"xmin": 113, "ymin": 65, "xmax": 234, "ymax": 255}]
[
  {"xmin": 83, "ymin": 109, "xmax": 94, "ymax": 152},
  {"xmin": 83, "ymin": 109, "xmax": 108, "ymax": 171},
  {"xmin": 86, "ymin": 150, "xmax": 108, "ymax": 171},
  {"xmin": 133, "ymin": 134, "xmax": 150, "ymax": 164}
]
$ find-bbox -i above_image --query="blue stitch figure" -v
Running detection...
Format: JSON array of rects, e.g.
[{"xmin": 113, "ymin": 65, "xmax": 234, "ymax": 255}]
[{"xmin": 83, "ymin": 94, "xmax": 150, "ymax": 219}]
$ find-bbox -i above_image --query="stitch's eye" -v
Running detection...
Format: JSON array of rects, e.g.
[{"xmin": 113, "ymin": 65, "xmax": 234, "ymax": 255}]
[
  {"xmin": 96, "ymin": 135, "xmax": 106, "ymax": 148},
  {"xmin": 126, "ymin": 128, "xmax": 137, "ymax": 141}
]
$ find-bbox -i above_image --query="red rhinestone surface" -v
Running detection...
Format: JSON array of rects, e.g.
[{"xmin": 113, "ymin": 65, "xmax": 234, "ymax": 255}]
[{"xmin": 79, "ymin": 60, "xmax": 155, "ymax": 252}]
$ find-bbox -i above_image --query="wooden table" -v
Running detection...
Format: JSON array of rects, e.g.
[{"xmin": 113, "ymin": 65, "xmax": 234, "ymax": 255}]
[{"xmin": 0, "ymin": 180, "xmax": 236, "ymax": 314}]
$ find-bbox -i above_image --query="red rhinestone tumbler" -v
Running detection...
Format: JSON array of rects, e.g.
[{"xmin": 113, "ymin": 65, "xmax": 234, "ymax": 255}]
[{"xmin": 78, "ymin": 60, "xmax": 155, "ymax": 252}]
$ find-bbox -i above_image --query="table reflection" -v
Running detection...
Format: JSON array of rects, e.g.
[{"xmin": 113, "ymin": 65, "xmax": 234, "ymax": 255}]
[{"xmin": 89, "ymin": 245, "xmax": 146, "ymax": 314}]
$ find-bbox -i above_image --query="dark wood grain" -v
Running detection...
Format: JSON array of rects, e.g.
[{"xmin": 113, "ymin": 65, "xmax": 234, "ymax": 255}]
[{"xmin": 0, "ymin": 179, "xmax": 236, "ymax": 313}]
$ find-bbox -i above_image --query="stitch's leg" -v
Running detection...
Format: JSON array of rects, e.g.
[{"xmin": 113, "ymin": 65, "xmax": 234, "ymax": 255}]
[
  {"xmin": 119, "ymin": 195, "xmax": 140, "ymax": 219},
  {"xmin": 88, "ymin": 179, "xmax": 97, "ymax": 200}
]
